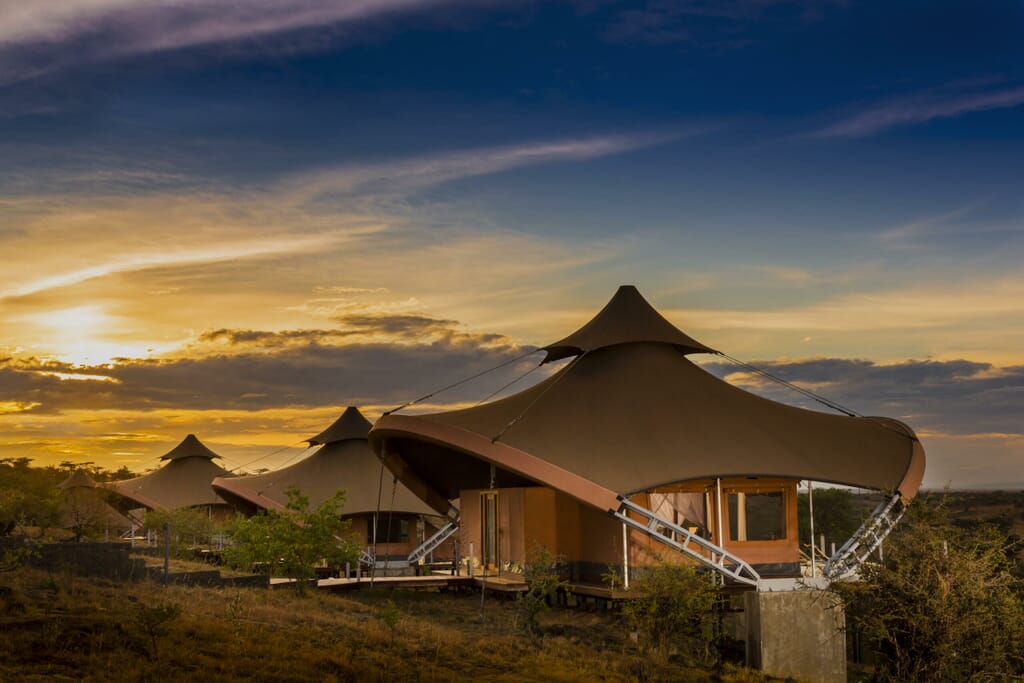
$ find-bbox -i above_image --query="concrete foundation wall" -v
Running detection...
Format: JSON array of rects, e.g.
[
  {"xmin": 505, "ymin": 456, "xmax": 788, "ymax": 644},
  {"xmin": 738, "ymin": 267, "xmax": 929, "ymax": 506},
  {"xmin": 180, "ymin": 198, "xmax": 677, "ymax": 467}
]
[{"xmin": 745, "ymin": 588, "xmax": 846, "ymax": 683}]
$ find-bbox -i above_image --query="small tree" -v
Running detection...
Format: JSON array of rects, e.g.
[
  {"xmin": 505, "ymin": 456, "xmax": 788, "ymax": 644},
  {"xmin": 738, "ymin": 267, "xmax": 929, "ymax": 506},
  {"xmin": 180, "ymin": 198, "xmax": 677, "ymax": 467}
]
[
  {"xmin": 621, "ymin": 562, "xmax": 722, "ymax": 664},
  {"xmin": 797, "ymin": 487, "xmax": 865, "ymax": 554},
  {"xmin": 222, "ymin": 486, "xmax": 360, "ymax": 592},
  {"xmin": 61, "ymin": 488, "xmax": 108, "ymax": 541},
  {"xmin": 144, "ymin": 507, "xmax": 215, "ymax": 558},
  {"xmin": 834, "ymin": 496, "xmax": 1024, "ymax": 681},
  {"xmin": 513, "ymin": 544, "xmax": 568, "ymax": 638}
]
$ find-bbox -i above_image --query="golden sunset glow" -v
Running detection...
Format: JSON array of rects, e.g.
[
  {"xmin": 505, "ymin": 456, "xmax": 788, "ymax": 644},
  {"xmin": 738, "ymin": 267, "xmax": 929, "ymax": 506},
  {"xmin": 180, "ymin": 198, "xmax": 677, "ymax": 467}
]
[{"xmin": 1, "ymin": 0, "xmax": 1021, "ymax": 490}]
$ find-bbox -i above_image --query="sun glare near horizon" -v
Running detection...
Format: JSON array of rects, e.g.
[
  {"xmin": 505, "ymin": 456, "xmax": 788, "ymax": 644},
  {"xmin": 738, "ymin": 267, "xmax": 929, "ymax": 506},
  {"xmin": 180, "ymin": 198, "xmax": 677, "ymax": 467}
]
[{"xmin": 17, "ymin": 305, "xmax": 153, "ymax": 366}]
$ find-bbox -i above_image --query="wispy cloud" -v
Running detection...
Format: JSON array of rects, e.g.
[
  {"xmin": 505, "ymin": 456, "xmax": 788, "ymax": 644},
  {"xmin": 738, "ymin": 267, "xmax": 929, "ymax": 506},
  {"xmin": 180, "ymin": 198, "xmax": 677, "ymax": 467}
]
[
  {"xmin": 0, "ymin": 229, "xmax": 379, "ymax": 301},
  {"xmin": 811, "ymin": 83, "xmax": 1024, "ymax": 138},
  {"xmin": 601, "ymin": 0, "xmax": 841, "ymax": 46},
  {"xmin": 679, "ymin": 277, "xmax": 1024, "ymax": 333},
  {"xmin": 877, "ymin": 201, "xmax": 1024, "ymax": 247},
  {"xmin": 0, "ymin": 0, "xmax": 461, "ymax": 85},
  {"xmin": 285, "ymin": 130, "xmax": 696, "ymax": 202}
]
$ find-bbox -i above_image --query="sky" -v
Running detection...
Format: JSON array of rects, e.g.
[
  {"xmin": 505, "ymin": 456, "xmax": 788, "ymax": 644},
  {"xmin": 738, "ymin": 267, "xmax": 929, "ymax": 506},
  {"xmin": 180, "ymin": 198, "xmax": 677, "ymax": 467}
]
[{"xmin": 1, "ymin": 0, "xmax": 1022, "ymax": 488}]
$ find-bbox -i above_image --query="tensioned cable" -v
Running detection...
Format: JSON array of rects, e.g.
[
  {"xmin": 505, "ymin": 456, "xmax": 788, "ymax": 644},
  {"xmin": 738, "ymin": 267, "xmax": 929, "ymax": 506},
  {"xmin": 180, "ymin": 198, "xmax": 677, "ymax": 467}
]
[
  {"xmin": 255, "ymin": 444, "xmax": 317, "ymax": 474},
  {"xmin": 715, "ymin": 351, "xmax": 917, "ymax": 440},
  {"xmin": 225, "ymin": 439, "xmax": 311, "ymax": 474},
  {"xmin": 490, "ymin": 351, "xmax": 586, "ymax": 444},
  {"xmin": 383, "ymin": 348, "xmax": 542, "ymax": 415},
  {"xmin": 714, "ymin": 351, "xmax": 860, "ymax": 417},
  {"xmin": 473, "ymin": 360, "xmax": 544, "ymax": 406}
]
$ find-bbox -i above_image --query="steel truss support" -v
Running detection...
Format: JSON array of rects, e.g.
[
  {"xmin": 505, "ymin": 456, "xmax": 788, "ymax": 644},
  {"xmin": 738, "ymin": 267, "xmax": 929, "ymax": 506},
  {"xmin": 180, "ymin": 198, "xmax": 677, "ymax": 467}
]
[
  {"xmin": 824, "ymin": 492, "xmax": 904, "ymax": 580},
  {"xmin": 407, "ymin": 519, "xmax": 459, "ymax": 565},
  {"xmin": 614, "ymin": 496, "xmax": 760, "ymax": 586}
]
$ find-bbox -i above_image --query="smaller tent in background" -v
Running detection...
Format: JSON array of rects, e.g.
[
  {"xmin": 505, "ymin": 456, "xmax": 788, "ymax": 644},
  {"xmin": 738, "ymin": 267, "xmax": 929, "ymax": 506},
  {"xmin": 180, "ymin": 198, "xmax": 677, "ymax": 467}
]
[
  {"xmin": 102, "ymin": 434, "xmax": 234, "ymax": 519},
  {"xmin": 57, "ymin": 469, "xmax": 133, "ymax": 540},
  {"xmin": 213, "ymin": 407, "xmax": 455, "ymax": 567}
]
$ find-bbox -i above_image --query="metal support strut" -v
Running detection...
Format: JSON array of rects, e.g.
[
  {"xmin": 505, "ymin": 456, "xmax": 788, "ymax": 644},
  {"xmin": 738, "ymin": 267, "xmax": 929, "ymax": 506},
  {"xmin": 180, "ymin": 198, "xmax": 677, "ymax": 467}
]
[
  {"xmin": 614, "ymin": 497, "xmax": 760, "ymax": 586},
  {"xmin": 824, "ymin": 492, "xmax": 905, "ymax": 580},
  {"xmin": 407, "ymin": 519, "xmax": 460, "ymax": 565}
]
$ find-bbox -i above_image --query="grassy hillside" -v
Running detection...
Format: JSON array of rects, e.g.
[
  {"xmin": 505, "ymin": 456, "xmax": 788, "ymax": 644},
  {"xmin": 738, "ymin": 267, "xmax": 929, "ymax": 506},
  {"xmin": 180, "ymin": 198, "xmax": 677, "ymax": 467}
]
[{"xmin": 0, "ymin": 568, "xmax": 772, "ymax": 682}]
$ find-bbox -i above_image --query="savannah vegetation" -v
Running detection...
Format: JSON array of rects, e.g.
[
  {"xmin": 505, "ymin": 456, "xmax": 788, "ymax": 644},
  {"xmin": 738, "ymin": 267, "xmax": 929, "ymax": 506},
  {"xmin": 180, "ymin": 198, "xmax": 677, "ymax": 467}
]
[
  {"xmin": 221, "ymin": 485, "xmax": 362, "ymax": 590},
  {"xmin": 836, "ymin": 492, "xmax": 1024, "ymax": 681},
  {"xmin": 4, "ymin": 459, "xmax": 1024, "ymax": 680},
  {"xmin": 0, "ymin": 566, "xmax": 774, "ymax": 682}
]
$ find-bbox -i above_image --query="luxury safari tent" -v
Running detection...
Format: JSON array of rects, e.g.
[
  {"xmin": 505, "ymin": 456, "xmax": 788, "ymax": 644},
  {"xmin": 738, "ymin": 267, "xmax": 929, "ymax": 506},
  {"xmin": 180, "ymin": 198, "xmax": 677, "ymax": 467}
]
[
  {"xmin": 212, "ymin": 407, "xmax": 456, "ymax": 567},
  {"xmin": 370, "ymin": 286, "xmax": 925, "ymax": 587},
  {"xmin": 57, "ymin": 469, "xmax": 133, "ymax": 540},
  {"xmin": 102, "ymin": 434, "xmax": 234, "ymax": 519}
]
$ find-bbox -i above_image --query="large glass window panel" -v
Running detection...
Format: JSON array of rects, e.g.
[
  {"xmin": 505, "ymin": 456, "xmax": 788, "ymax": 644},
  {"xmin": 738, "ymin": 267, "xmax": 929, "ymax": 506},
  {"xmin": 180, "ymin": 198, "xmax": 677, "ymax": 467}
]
[{"xmin": 728, "ymin": 491, "xmax": 785, "ymax": 541}]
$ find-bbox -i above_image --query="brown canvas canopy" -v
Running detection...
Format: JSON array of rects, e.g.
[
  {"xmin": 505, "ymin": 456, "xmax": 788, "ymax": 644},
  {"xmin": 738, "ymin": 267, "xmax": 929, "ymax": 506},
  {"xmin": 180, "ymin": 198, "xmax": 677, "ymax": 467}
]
[
  {"xmin": 58, "ymin": 469, "xmax": 133, "ymax": 532},
  {"xmin": 103, "ymin": 434, "xmax": 232, "ymax": 511},
  {"xmin": 159, "ymin": 433, "xmax": 221, "ymax": 461},
  {"xmin": 370, "ymin": 286, "xmax": 925, "ymax": 518},
  {"xmin": 58, "ymin": 468, "xmax": 98, "ymax": 490},
  {"xmin": 212, "ymin": 407, "xmax": 439, "ymax": 517}
]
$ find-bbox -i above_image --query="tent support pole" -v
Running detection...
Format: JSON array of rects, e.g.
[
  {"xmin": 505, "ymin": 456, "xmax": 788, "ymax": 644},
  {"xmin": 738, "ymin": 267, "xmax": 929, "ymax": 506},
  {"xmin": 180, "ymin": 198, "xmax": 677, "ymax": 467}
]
[
  {"xmin": 715, "ymin": 478, "xmax": 724, "ymax": 547},
  {"xmin": 808, "ymin": 481, "xmax": 816, "ymax": 578},
  {"xmin": 621, "ymin": 522, "xmax": 629, "ymax": 589}
]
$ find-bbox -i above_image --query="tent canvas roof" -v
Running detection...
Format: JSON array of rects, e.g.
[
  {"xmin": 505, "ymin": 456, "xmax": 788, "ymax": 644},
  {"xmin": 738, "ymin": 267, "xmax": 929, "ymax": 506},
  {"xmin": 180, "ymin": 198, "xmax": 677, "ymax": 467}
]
[
  {"xmin": 213, "ymin": 407, "xmax": 439, "ymax": 517},
  {"xmin": 370, "ymin": 286, "xmax": 925, "ymax": 517},
  {"xmin": 542, "ymin": 285, "xmax": 714, "ymax": 362},
  {"xmin": 307, "ymin": 406, "xmax": 375, "ymax": 446},
  {"xmin": 160, "ymin": 433, "xmax": 221, "ymax": 461},
  {"xmin": 104, "ymin": 435, "xmax": 232, "ymax": 510},
  {"xmin": 58, "ymin": 468, "xmax": 97, "ymax": 490}
]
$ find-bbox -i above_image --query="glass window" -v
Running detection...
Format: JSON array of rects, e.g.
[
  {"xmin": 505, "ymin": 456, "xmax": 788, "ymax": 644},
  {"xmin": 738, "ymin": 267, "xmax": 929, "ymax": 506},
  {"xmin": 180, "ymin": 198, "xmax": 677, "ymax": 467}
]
[
  {"xmin": 368, "ymin": 516, "xmax": 409, "ymax": 544},
  {"xmin": 728, "ymin": 491, "xmax": 785, "ymax": 541}
]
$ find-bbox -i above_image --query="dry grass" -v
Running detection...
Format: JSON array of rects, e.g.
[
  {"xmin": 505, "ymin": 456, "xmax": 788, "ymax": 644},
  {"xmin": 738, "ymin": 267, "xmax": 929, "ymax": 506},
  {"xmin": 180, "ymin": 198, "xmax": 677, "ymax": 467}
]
[{"xmin": 0, "ymin": 568, "xmax": 775, "ymax": 682}]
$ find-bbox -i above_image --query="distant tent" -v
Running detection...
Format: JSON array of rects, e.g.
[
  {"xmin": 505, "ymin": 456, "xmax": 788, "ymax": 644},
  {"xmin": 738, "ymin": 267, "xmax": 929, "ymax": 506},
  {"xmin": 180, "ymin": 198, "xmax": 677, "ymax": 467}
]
[
  {"xmin": 58, "ymin": 468, "xmax": 100, "ymax": 491},
  {"xmin": 103, "ymin": 434, "xmax": 233, "ymax": 513},
  {"xmin": 370, "ymin": 285, "xmax": 926, "ymax": 583},
  {"xmin": 57, "ymin": 468, "xmax": 132, "ymax": 537},
  {"xmin": 213, "ymin": 407, "xmax": 436, "ymax": 518},
  {"xmin": 213, "ymin": 407, "xmax": 451, "ymax": 562}
]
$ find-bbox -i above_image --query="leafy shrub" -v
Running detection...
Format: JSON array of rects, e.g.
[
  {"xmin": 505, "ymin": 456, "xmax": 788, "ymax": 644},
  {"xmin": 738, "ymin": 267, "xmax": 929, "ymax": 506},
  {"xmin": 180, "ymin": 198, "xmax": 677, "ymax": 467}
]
[
  {"xmin": 222, "ymin": 486, "xmax": 360, "ymax": 592},
  {"xmin": 378, "ymin": 598, "xmax": 401, "ymax": 643},
  {"xmin": 621, "ymin": 562, "xmax": 721, "ymax": 664},
  {"xmin": 513, "ymin": 544, "xmax": 567, "ymax": 637},
  {"xmin": 835, "ymin": 495, "xmax": 1024, "ymax": 681},
  {"xmin": 135, "ymin": 602, "xmax": 181, "ymax": 658},
  {"xmin": 144, "ymin": 507, "xmax": 216, "ymax": 558}
]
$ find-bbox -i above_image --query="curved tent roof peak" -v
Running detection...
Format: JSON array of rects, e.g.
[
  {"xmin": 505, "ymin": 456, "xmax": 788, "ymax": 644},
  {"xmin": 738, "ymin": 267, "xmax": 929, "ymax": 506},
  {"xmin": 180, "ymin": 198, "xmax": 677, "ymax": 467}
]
[
  {"xmin": 542, "ymin": 285, "xmax": 715, "ymax": 363},
  {"xmin": 307, "ymin": 406, "xmax": 373, "ymax": 446},
  {"xmin": 160, "ymin": 434, "xmax": 221, "ymax": 461}
]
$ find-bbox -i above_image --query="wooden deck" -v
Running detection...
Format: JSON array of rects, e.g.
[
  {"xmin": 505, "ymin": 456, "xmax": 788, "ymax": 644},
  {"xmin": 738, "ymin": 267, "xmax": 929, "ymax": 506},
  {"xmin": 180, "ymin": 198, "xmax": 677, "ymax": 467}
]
[{"xmin": 270, "ymin": 570, "xmax": 634, "ymax": 599}]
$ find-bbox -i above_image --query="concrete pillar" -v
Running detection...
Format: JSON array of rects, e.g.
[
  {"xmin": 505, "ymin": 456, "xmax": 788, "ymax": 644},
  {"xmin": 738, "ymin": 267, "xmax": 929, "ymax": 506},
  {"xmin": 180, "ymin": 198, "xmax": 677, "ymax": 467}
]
[{"xmin": 745, "ymin": 586, "xmax": 846, "ymax": 683}]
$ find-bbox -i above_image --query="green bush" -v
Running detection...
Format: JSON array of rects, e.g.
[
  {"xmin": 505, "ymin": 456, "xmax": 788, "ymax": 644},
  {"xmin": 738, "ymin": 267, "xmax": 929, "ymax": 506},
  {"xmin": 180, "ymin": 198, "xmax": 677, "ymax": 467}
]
[
  {"xmin": 621, "ymin": 562, "xmax": 721, "ymax": 664},
  {"xmin": 835, "ymin": 495, "xmax": 1024, "ymax": 681},
  {"xmin": 221, "ymin": 486, "xmax": 360, "ymax": 592},
  {"xmin": 144, "ymin": 507, "xmax": 216, "ymax": 558},
  {"xmin": 513, "ymin": 544, "xmax": 568, "ymax": 637}
]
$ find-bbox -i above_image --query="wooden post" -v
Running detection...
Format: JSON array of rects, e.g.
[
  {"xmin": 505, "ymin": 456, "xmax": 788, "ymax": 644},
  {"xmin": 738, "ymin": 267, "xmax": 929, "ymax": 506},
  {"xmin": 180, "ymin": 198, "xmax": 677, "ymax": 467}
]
[{"xmin": 163, "ymin": 522, "xmax": 170, "ymax": 587}]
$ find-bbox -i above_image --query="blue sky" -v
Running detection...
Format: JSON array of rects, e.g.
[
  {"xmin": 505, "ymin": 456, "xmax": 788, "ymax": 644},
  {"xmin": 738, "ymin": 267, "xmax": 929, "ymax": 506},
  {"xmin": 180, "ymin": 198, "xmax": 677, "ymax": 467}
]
[{"xmin": 1, "ymin": 0, "xmax": 1022, "ymax": 488}]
